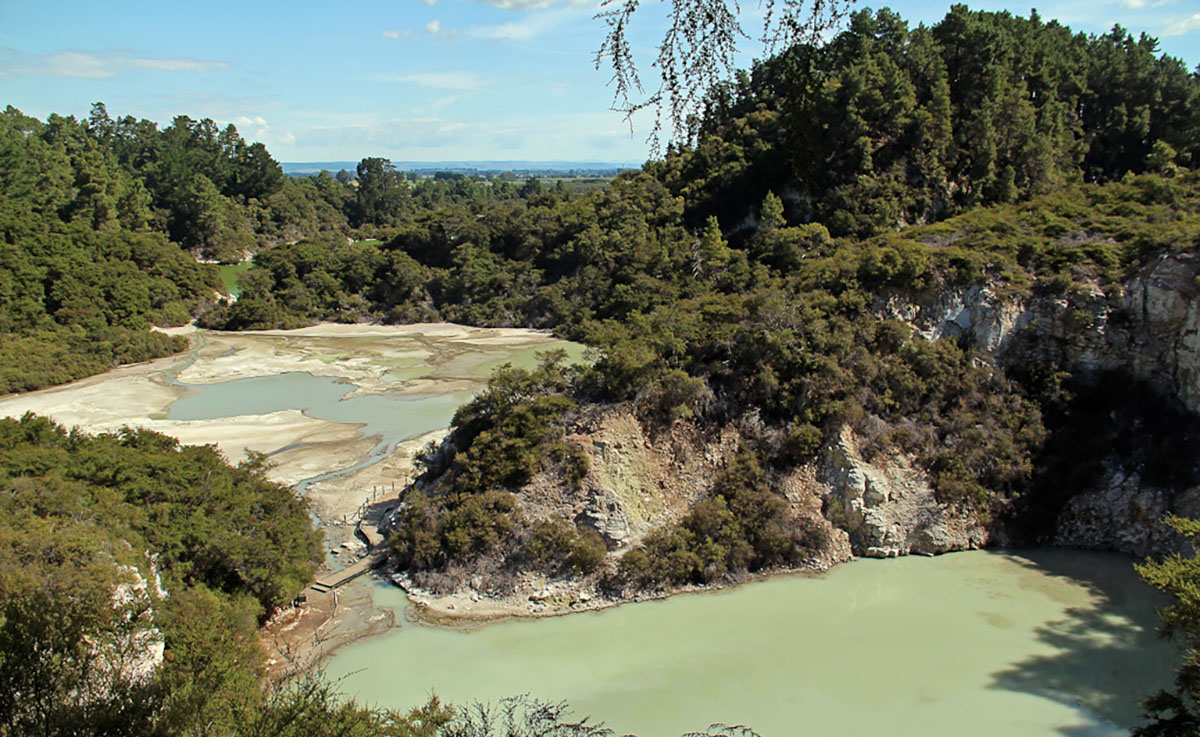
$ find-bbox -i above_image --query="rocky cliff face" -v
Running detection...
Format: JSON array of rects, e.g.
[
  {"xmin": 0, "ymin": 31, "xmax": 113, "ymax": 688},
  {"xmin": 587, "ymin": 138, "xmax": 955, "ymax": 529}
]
[
  {"xmin": 878, "ymin": 254, "xmax": 1200, "ymax": 414},
  {"xmin": 517, "ymin": 405, "xmax": 741, "ymax": 547},
  {"xmin": 514, "ymin": 406, "xmax": 980, "ymax": 566},
  {"xmin": 1052, "ymin": 468, "xmax": 1200, "ymax": 557},
  {"xmin": 877, "ymin": 253, "xmax": 1200, "ymax": 556},
  {"xmin": 533, "ymin": 256, "xmax": 1200, "ymax": 565},
  {"xmin": 819, "ymin": 427, "xmax": 988, "ymax": 558}
]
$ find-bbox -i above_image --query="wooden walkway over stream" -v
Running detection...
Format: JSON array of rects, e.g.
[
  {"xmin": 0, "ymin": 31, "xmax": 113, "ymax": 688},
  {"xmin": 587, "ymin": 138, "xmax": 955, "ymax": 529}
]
[{"xmin": 308, "ymin": 490, "xmax": 394, "ymax": 595}]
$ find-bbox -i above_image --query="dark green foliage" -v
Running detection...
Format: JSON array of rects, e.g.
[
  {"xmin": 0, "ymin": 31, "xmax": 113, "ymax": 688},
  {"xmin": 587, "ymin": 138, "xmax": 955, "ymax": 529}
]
[
  {"xmin": 0, "ymin": 414, "xmax": 320, "ymax": 736},
  {"xmin": 206, "ymin": 171, "xmax": 706, "ymax": 331},
  {"xmin": 390, "ymin": 358, "xmax": 596, "ymax": 576},
  {"xmin": 0, "ymin": 543, "xmax": 160, "ymax": 737},
  {"xmin": 442, "ymin": 696, "xmax": 612, "ymax": 737},
  {"xmin": 656, "ymin": 7, "xmax": 1200, "ymax": 238},
  {"xmin": 1135, "ymin": 516, "xmax": 1200, "ymax": 736},
  {"xmin": 884, "ymin": 170, "xmax": 1200, "ymax": 295},
  {"xmin": 0, "ymin": 107, "xmax": 224, "ymax": 393},
  {"xmin": 617, "ymin": 448, "xmax": 819, "ymax": 587},
  {"xmin": 240, "ymin": 679, "xmax": 455, "ymax": 737},
  {"xmin": 87, "ymin": 104, "xmax": 285, "ymax": 258},
  {"xmin": 0, "ymin": 414, "xmax": 320, "ymax": 612},
  {"xmin": 443, "ymin": 355, "xmax": 579, "ymax": 495},
  {"xmin": 353, "ymin": 158, "xmax": 410, "ymax": 227},
  {"xmin": 527, "ymin": 520, "xmax": 608, "ymax": 575}
]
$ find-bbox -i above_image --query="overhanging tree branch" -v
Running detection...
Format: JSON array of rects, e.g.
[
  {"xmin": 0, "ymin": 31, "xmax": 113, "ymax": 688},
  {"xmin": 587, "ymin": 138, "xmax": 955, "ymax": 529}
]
[{"xmin": 595, "ymin": 0, "xmax": 854, "ymax": 152}]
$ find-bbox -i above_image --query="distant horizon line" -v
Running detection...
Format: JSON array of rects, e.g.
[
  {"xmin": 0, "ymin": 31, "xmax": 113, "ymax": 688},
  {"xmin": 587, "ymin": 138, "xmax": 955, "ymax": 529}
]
[{"xmin": 282, "ymin": 159, "xmax": 646, "ymax": 173}]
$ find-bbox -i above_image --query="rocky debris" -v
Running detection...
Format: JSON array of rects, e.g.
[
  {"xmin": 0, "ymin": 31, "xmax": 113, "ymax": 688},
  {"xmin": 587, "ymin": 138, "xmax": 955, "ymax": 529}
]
[
  {"xmin": 1055, "ymin": 468, "xmax": 1200, "ymax": 557},
  {"xmin": 517, "ymin": 406, "xmax": 742, "ymax": 546},
  {"xmin": 820, "ymin": 427, "xmax": 987, "ymax": 558}
]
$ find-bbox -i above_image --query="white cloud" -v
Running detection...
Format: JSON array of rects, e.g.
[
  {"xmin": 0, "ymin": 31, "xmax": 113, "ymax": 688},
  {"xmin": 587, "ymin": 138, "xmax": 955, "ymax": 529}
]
[
  {"xmin": 469, "ymin": 18, "xmax": 545, "ymax": 40},
  {"xmin": 125, "ymin": 57, "xmax": 222, "ymax": 72},
  {"xmin": 468, "ymin": 6, "xmax": 588, "ymax": 41},
  {"xmin": 266, "ymin": 108, "xmax": 652, "ymax": 162},
  {"xmin": 0, "ymin": 48, "xmax": 228, "ymax": 79},
  {"xmin": 376, "ymin": 71, "xmax": 484, "ymax": 90},
  {"xmin": 298, "ymin": 116, "xmax": 478, "ymax": 151},
  {"xmin": 1163, "ymin": 12, "xmax": 1200, "ymax": 35},
  {"xmin": 227, "ymin": 115, "xmax": 272, "ymax": 142},
  {"xmin": 382, "ymin": 29, "xmax": 413, "ymax": 40},
  {"xmin": 424, "ymin": 0, "xmax": 437, "ymax": 5},
  {"xmin": 1121, "ymin": 0, "xmax": 1146, "ymax": 8},
  {"xmin": 425, "ymin": 19, "xmax": 460, "ymax": 39}
]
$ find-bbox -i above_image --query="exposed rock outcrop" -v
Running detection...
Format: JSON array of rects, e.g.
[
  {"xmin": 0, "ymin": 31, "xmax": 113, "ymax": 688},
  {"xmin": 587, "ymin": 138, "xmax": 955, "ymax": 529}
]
[
  {"xmin": 517, "ymin": 405, "xmax": 743, "ymax": 546},
  {"xmin": 875, "ymin": 253, "xmax": 1200, "ymax": 557},
  {"xmin": 820, "ymin": 427, "xmax": 987, "ymax": 558},
  {"xmin": 878, "ymin": 254, "xmax": 1200, "ymax": 414},
  {"xmin": 522, "ymin": 408, "xmax": 981, "ymax": 563},
  {"xmin": 92, "ymin": 560, "xmax": 166, "ymax": 694},
  {"xmin": 1054, "ymin": 468, "xmax": 1200, "ymax": 557}
]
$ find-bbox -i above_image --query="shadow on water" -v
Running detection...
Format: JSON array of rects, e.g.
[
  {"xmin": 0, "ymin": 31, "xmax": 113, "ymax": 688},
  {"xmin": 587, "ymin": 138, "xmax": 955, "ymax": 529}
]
[{"xmin": 986, "ymin": 549, "xmax": 1178, "ymax": 735}]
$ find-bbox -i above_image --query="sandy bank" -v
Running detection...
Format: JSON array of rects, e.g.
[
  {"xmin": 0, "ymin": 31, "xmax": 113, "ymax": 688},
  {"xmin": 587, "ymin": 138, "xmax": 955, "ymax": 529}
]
[
  {"xmin": 0, "ymin": 322, "xmax": 568, "ymax": 487},
  {"xmin": 0, "ymin": 321, "xmax": 583, "ymax": 670}
]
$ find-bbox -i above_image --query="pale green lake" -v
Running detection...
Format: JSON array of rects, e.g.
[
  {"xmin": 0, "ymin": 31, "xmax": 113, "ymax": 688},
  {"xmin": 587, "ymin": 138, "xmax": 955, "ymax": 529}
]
[
  {"xmin": 166, "ymin": 372, "xmax": 474, "ymax": 453},
  {"xmin": 324, "ymin": 550, "xmax": 1176, "ymax": 737},
  {"xmin": 157, "ymin": 332, "xmax": 1177, "ymax": 736}
]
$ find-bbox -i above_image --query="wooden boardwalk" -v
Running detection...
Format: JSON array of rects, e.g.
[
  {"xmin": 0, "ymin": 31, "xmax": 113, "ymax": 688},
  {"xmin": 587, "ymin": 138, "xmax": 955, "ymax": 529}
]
[
  {"xmin": 308, "ymin": 496, "xmax": 395, "ymax": 595},
  {"xmin": 311, "ymin": 549, "xmax": 385, "ymax": 593}
]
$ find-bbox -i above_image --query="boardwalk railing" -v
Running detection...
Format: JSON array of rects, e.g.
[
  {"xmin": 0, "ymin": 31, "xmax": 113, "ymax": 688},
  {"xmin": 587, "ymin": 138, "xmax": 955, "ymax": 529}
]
[{"xmin": 316, "ymin": 479, "xmax": 407, "ymax": 594}]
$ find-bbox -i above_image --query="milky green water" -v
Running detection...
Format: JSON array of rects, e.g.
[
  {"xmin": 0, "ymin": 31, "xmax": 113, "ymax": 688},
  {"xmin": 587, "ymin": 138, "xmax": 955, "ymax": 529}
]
[
  {"xmin": 468, "ymin": 341, "xmax": 591, "ymax": 378},
  {"xmin": 166, "ymin": 373, "xmax": 356, "ymax": 421},
  {"xmin": 324, "ymin": 550, "xmax": 1176, "ymax": 737},
  {"xmin": 167, "ymin": 372, "xmax": 474, "ymax": 450}
]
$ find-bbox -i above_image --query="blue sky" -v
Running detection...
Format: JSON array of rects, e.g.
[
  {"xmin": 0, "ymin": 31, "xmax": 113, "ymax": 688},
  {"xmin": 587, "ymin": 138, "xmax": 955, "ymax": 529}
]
[{"xmin": 1, "ymin": 0, "xmax": 1196, "ymax": 164}]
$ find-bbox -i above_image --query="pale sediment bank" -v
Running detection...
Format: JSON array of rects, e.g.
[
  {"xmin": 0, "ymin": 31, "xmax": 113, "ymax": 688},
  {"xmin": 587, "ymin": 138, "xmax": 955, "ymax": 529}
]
[
  {"xmin": 0, "ymin": 321, "xmax": 581, "ymax": 674},
  {"xmin": 0, "ymin": 321, "xmax": 568, "ymax": 487},
  {"xmin": 389, "ymin": 560, "xmax": 830, "ymax": 632}
]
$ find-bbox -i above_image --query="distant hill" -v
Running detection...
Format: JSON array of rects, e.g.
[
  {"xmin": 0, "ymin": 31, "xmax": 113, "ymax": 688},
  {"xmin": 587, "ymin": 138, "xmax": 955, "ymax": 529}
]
[{"xmin": 281, "ymin": 160, "xmax": 644, "ymax": 176}]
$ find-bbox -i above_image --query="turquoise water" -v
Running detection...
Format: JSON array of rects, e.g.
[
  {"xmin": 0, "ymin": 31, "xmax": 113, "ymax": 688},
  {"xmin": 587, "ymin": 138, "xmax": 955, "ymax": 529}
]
[
  {"xmin": 311, "ymin": 390, "xmax": 475, "ymax": 446},
  {"xmin": 327, "ymin": 550, "xmax": 1176, "ymax": 737}
]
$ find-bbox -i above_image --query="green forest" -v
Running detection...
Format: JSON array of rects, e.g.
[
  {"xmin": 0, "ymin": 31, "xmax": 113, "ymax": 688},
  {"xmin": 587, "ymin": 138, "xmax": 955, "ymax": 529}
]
[{"xmin": 3, "ymin": 3, "xmax": 1200, "ymax": 736}]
